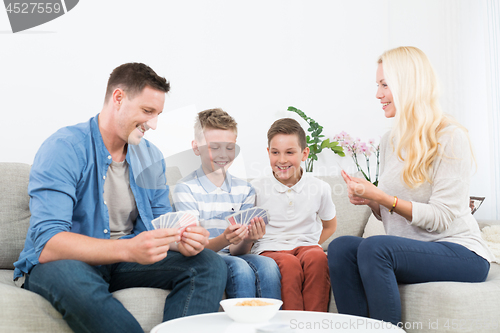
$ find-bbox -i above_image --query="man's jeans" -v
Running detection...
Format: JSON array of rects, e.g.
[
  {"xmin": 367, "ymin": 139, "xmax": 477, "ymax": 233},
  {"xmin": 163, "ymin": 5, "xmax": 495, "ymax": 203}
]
[
  {"xmin": 25, "ymin": 249, "xmax": 227, "ymax": 333},
  {"xmin": 328, "ymin": 235, "xmax": 490, "ymax": 326},
  {"xmin": 221, "ymin": 253, "xmax": 281, "ymax": 300}
]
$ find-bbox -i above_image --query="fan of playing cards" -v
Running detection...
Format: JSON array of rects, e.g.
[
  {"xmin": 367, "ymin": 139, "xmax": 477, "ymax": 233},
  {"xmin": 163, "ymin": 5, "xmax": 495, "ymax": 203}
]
[
  {"xmin": 151, "ymin": 212, "xmax": 199, "ymax": 233},
  {"xmin": 225, "ymin": 207, "xmax": 270, "ymax": 226}
]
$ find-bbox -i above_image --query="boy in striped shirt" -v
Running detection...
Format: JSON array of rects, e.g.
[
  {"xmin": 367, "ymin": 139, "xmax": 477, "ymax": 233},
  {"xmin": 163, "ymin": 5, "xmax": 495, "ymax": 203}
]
[{"xmin": 173, "ymin": 108, "xmax": 281, "ymax": 300}]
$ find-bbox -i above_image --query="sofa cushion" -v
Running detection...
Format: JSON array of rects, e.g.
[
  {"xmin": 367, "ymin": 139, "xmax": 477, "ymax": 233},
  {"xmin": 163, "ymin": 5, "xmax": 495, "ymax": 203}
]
[
  {"xmin": 113, "ymin": 287, "xmax": 169, "ymax": 332},
  {"xmin": 0, "ymin": 163, "xmax": 31, "ymax": 269},
  {"xmin": 0, "ymin": 269, "xmax": 72, "ymax": 333},
  {"xmin": 362, "ymin": 213, "xmax": 386, "ymax": 237},
  {"xmin": 399, "ymin": 262, "xmax": 500, "ymax": 333},
  {"xmin": 0, "ymin": 269, "xmax": 170, "ymax": 333},
  {"xmin": 329, "ymin": 263, "xmax": 500, "ymax": 333}
]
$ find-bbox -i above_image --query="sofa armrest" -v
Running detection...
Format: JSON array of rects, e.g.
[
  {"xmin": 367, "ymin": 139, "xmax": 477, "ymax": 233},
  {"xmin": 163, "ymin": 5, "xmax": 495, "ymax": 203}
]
[{"xmin": 478, "ymin": 220, "xmax": 500, "ymax": 230}]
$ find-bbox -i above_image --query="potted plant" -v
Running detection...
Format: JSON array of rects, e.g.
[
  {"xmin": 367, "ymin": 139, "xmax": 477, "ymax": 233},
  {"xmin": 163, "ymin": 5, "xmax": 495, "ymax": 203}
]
[{"xmin": 287, "ymin": 106, "xmax": 344, "ymax": 172}]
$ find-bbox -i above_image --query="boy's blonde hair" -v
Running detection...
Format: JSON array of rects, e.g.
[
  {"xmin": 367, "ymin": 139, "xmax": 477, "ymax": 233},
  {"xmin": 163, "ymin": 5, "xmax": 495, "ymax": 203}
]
[
  {"xmin": 194, "ymin": 108, "xmax": 238, "ymax": 141},
  {"xmin": 379, "ymin": 46, "xmax": 473, "ymax": 188}
]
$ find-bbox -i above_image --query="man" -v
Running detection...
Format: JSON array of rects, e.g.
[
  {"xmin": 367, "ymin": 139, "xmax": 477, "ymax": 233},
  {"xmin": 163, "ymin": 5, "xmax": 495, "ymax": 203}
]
[{"xmin": 13, "ymin": 63, "xmax": 227, "ymax": 333}]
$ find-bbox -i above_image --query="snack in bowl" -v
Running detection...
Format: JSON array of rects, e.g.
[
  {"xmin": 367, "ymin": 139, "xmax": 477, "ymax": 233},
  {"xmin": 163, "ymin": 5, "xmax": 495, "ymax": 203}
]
[
  {"xmin": 220, "ymin": 298, "xmax": 283, "ymax": 323},
  {"xmin": 235, "ymin": 299, "xmax": 274, "ymax": 306}
]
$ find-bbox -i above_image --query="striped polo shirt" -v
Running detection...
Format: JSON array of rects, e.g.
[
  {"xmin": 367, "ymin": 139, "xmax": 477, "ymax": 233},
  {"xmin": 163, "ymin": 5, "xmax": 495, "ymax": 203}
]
[{"xmin": 172, "ymin": 167, "xmax": 255, "ymax": 239}]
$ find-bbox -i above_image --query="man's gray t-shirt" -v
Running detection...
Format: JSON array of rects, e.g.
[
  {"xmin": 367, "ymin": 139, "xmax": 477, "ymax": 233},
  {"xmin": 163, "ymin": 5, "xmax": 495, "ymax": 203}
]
[{"xmin": 103, "ymin": 160, "xmax": 138, "ymax": 239}]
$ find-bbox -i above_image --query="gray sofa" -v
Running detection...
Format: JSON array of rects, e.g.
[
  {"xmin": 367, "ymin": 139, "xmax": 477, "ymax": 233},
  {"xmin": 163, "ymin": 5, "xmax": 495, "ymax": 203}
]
[{"xmin": 1, "ymin": 162, "xmax": 499, "ymax": 333}]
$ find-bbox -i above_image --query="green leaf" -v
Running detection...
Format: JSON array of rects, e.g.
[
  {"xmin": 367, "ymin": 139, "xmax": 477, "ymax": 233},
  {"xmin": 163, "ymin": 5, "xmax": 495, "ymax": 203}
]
[
  {"xmin": 320, "ymin": 139, "xmax": 330, "ymax": 149},
  {"xmin": 287, "ymin": 106, "xmax": 310, "ymax": 122},
  {"xmin": 286, "ymin": 106, "xmax": 347, "ymax": 163},
  {"xmin": 324, "ymin": 142, "xmax": 337, "ymax": 149}
]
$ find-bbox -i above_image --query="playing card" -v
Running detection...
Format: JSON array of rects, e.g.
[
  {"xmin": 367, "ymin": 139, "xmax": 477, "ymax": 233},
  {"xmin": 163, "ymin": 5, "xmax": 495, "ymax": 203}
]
[
  {"xmin": 247, "ymin": 209, "xmax": 257, "ymax": 224},
  {"xmin": 226, "ymin": 211, "xmax": 243, "ymax": 225},
  {"xmin": 225, "ymin": 210, "xmax": 243, "ymax": 225},
  {"xmin": 260, "ymin": 213, "xmax": 269, "ymax": 225},
  {"xmin": 244, "ymin": 207, "xmax": 258, "ymax": 224},
  {"xmin": 151, "ymin": 217, "xmax": 162, "ymax": 230},
  {"xmin": 225, "ymin": 207, "xmax": 270, "ymax": 226},
  {"xmin": 241, "ymin": 209, "xmax": 249, "ymax": 225},
  {"xmin": 226, "ymin": 214, "xmax": 237, "ymax": 226},
  {"xmin": 176, "ymin": 213, "xmax": 198, "ymax": 237},
  {"xmin": 162, "ymin": 213, "xmax": 171, "ymax": 228},
  {"xmin": 170, "ymin": 212, "xmax": 183, "ymax": 227},
  {"xmin": 237, "ymin": 211, "xmax": 244, "ymax": 224},
  {"xmin": 178, "ymin": 213, "xmax": 197, "ymax": 228},
  {"xmin": 254, "ymin": 208, "xmax": 270, "ymax": 225},
  {"xmin": 161, "ymin": 214, "xmax": 169, "ymax": 228},
  {"xmin": 151, "ymin": 212, "xmax": 199, "ymax": 232}
]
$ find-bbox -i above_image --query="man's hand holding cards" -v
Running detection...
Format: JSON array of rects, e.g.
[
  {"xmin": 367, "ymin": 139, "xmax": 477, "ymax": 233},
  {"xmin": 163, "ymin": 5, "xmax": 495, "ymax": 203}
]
[
  {"xmin": 151, "ymin": 211, "xmax": 209, "ymax": 256},
  {"xmin": 151, "ymin": 211, "xmax": 199, "ymax": 237}
]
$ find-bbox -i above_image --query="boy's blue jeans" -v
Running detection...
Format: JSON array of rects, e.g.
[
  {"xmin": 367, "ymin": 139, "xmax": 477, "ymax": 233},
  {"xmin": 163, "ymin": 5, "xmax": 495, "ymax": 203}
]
[
  {"xmin": 328, "ymin": 235, "xmax": 490, "ymax": 326},
  {"xmin": 221, "ymin": 253, "xmax": 281, "ymax": 300},
  {"xmin": 24, "ymin": 249, "xmax": 227, "ymax": 333}
]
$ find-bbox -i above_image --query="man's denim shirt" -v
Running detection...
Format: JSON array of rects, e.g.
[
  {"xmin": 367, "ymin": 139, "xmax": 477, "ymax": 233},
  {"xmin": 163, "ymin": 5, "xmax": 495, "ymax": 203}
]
[{"xmin": 14, "ymin": 114, "xmax": 171, "ymax": 280}]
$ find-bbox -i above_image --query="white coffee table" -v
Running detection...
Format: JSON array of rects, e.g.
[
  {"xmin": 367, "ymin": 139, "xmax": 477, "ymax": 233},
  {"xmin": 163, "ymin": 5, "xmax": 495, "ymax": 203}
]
[{"xmin": 151, "ymin": 310, "xmax": 404, "ymax": 333}]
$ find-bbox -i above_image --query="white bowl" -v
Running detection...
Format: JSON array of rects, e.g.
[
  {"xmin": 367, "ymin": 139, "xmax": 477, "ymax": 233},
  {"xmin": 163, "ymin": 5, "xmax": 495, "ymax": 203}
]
[{"xmin": 219, "ymin": 298, "xmax": 283, "ymax": 323}]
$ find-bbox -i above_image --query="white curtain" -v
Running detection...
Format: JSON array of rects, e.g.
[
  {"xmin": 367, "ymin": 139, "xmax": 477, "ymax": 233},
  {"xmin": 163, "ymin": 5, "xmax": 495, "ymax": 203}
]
[{"xmin": 486, "ymin": 0, "xmax": 500, "ymax": 219}]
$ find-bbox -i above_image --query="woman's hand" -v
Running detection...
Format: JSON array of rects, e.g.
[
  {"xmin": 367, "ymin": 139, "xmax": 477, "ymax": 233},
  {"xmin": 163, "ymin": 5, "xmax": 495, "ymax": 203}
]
[{"xmin": 342, "ymin": 170, "xmax": 378, "ymax": 206}]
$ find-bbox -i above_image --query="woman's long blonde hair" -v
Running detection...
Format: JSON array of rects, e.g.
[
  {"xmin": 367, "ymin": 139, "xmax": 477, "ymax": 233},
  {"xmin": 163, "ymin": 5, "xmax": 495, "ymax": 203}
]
[{"xmin": 378, "ymin": 46, "xmax": 472, "ymax": 188}]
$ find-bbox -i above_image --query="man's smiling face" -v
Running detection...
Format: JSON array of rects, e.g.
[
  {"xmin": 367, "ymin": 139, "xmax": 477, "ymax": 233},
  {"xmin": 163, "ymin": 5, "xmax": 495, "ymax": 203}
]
[{"xmin": 115, "ymin": 85, "xmax": 165, "ymax": 145}]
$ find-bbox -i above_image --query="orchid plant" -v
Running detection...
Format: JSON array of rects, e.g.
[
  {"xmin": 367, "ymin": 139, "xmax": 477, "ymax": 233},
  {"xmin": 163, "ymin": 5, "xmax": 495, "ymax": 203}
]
[{"xmin": 333, "ymin": 131, "xmax": 380, "ymax": 186}]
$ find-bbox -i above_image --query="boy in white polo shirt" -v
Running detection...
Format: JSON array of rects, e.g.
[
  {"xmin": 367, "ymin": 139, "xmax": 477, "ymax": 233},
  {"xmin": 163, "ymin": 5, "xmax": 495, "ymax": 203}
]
[
  {"xmin": 251, "ymin": 118, "xmax": 337, "ymax": 311},
  {"xmin": 173, "ymin": 108, "xmax": 281, "ymax": 301}
]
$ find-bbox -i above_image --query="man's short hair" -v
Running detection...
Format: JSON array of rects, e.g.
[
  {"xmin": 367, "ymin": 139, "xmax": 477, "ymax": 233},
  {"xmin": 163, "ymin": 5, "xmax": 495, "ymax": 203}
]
[
  {"xmin": 194, "ymin": 108, "xmax": 238, "ymax": 141},
  {"xmin": 104, "ymin": 63, "xmax": 170, "ymax": 103},
  {"xmin": 267, "ymin": 118, "xmax": 307, "ymax": 150}
]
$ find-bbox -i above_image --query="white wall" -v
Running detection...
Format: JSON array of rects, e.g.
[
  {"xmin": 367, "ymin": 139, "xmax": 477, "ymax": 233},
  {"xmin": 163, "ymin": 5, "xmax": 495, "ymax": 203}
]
[{"xmin": 1, "ymin": 0, "xmax": 497, "ymax": 219}]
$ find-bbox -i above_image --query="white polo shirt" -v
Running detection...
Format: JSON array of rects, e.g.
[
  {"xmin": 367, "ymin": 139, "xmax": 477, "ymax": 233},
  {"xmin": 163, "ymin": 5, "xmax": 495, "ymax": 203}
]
[{"xmin": 250, "ymin": 170, "xmax": 336, "ymax": 254}]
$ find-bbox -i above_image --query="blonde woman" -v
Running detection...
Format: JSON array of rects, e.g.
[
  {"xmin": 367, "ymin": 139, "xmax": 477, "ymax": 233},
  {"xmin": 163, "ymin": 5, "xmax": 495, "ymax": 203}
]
[{"xmin": 327, "ymin": 46, "xmax": 494, "ymax": 326}]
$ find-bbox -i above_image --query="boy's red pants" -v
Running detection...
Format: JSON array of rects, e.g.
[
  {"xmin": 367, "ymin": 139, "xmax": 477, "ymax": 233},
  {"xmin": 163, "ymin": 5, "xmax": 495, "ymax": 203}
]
[{"xmin": 260, "ymin": 245, "xmax": 330, "ymax": 311}]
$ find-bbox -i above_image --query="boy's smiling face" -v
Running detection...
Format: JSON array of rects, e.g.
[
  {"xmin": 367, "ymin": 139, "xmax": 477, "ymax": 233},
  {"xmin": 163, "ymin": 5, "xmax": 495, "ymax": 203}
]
[
  {"xmin": 268, "ymin": 133, "xmax": 309, "ymax": 187},
  {"xmin": 193, "ymin": 128, "xmax": 237, "ymax": 176}
]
